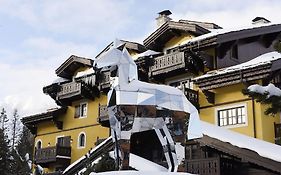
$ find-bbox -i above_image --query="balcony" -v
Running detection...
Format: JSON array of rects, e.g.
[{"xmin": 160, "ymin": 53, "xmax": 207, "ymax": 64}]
[
  {"xmin": 274, "ymin": 123, "xmax": 281, "ymax": 145},
  {"xmin": 56, "ymin": 80, "xmax": 99, "ymax": 105},
  {"xmin": 98, "ymin": 104, "xmax": 109, "ymax": 127},
  {"xmin": 34, "ymin": 144, "xmax": 71, "ymax": 167},
  {"xmin": 149, "ymin": 52, "xmax": 185, "ymax": 78}
]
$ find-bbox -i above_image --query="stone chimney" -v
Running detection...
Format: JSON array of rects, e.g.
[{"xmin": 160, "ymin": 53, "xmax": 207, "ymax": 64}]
[
  {"xmin": 156, "ymin": 10, "xmax": 172, "ymax": 27},
  {"xmin": 252, "ymin": 17, "xmax": 271, "ymax": 25}
]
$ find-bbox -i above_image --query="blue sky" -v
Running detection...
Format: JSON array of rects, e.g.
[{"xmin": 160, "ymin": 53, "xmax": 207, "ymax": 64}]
[{"xmin": 1, "ymin": 0, "xmax": 281, "ymax": 117}]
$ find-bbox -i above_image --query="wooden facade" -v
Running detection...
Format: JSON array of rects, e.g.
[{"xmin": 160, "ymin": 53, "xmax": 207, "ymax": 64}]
[{"xmin": 186, "ymin": 136, "xmax": 281, "ymax": 175}]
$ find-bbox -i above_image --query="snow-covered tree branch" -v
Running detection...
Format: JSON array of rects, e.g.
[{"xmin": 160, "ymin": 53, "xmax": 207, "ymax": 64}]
[{"xmin": 243, "ymin": 83, "xmax": 281, "ymax": 115}]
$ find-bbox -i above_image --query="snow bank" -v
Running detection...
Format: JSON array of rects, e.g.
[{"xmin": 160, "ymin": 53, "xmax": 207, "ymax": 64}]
[
  {"xmin": 194, "ymin": 51, "xmax": 281, "ymax": 80},
  {"xmin": 248, "ymin": 83, "xmax": 281, "ymax": 97},
  {"xmin": 89, "ymin": 171, "xmax": 194, "ymax": 175},
  {"xmin": 200, "ymin": 121, "xmax": 281, "ymax": 162}
]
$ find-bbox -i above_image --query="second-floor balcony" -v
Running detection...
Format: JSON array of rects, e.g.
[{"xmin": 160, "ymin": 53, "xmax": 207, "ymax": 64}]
[
  {"xmin": 56, "ymin": 79, "xmax": 99, "ymax": 105},
  {"xmin": 35, "ymin": 144, "xmax": 71, "ymax": 167},
  {"xmin": 149, "ymin": 52, "xmax": 186, "ymax": 78}
]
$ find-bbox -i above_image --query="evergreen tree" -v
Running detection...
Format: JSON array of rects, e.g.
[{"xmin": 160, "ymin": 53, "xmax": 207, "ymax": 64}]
[
  {"xmin": 14, "ymin": 125, "xmax": 34, "ymax": 175},
  {"xmin": 11, "ymin": 109, "xmax": 21, "ymax": 149},
  {"xmin": 243, "ymin": 83, "xmax": 281, "ymax": 115},
  {"xmin": 0, "ymin": 109, "xmax": 12, "ymax": 175}
]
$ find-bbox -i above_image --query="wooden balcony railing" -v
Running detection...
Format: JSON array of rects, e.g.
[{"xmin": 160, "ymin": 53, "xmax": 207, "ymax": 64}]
[
  {"xmin": 34, "ymin": 145, "xmax": 71, "ymax": 166},
  {"xmin": 149, "ymin": 52, "xmax": 185, "ymax": 77},
  {"xmin": 274, "ymin": 123, "xmax": 281, "ymax": 145},
  {"xmin": 187, "ymin": 157, "xmax": 220, "ymax": 175},
  {"xmin": 57, "ymin": 81, "xmax": 81, "ymax": 100}
]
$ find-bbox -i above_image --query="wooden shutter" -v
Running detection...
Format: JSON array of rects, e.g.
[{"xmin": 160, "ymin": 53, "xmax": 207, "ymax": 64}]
[{"xmin": 74, "ymin": 105, "xmax": 80, "ymax": 118}]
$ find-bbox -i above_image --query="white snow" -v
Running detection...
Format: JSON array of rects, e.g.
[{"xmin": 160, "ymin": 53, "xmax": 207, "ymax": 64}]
[
  {"xmin": 89, "ymin": 171, "xmax": 194, "ymax": 175},
  {"xmin": 129, "ymin": 153, "xmax": 168, "ymax": 172},
  {"xmin": 200, "ymin": 121, "xmax": 281, "ymax": 162},
  {"xmin": 63, "ymin": 136, "xmax": 112, "ymax": 174},
  {"xmin": 75, "ymin": 68, "xmax": 95, "ymax": 78},
  {"xmin": 181, "ymin": 22, "xmax": 277, "ymax": 46},
  {"xmin": 136, "ymin": 50, "xmax": 161, "ymax": 58},
  {"xmin": 52, "ymin": 77, "xmax": 69, "ymax": 84},
  {"xmin": 194, "ymin": 51, "xmax": 281, "ymax": 80},
  {"xmin": 248, "ymin": 83, "xmax": 281, "ymax": 97}
]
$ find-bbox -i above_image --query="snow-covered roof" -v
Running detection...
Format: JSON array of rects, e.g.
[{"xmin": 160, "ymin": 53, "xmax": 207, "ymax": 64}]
[
  {"xmin": 75, "ymin": 68, "xmax": 95, "ymax": 78},
  {"xmin": 52, "ymin": 77, "xmax": 69, "ymax": 84},
  {"xmin": 194, "ymin": 51, "xmax": 281, "ymax": 81},
  {"xmin": 200, "ymin": 121, "xmax": 281, "ymax": 163},
  {"xmin": 136, "ymin": 50, "xmax": 162, "ymax": 58},
  {"xmin": 180, "ymin": 22, "xmax": 278, "ymax": 46}
]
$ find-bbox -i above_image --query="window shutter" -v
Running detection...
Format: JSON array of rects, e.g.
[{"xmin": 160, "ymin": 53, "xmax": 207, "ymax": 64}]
[{"xmin": 74, "ymin": 105, "xmax": 80, "ymax": 118}]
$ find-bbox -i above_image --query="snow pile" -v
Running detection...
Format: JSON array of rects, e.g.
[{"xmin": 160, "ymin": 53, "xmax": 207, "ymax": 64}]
[
  {"xmin": 136, "ymin": 50, "xmax": 161, "ymax": 58},
  {"xmin": 248, "ymin": 83, "xmax": 281, "ymax": 97},
  {"xmin": 200, "ymin": 121, "xmax": 281, "ymax": 162},
  {"xmin": 194, "ymin": 51, "xmax": 281, "ymax": 80},
  {"xmin": 52, "ymin": 77, "xmax": 69, "ymax": 84},
  {"xmin": 129, "ymin": 153, "xmax": 167, "ymax": 172},
  {"xmin": 75, "ymin": 68, "xmax": 95, "ymax": 78},
  {"xmin": 89, "ymin": 171, "xmax": 194, "ymax": 175}
]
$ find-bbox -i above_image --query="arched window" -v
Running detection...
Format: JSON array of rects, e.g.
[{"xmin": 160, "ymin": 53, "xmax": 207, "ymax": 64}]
[
  {"xmin": 36, "ymin": 140, "xmax": 42, "ymax": 149},
  {"xmin": 78, "ymin": 132, "xmax": 86, "ymax": 148}
]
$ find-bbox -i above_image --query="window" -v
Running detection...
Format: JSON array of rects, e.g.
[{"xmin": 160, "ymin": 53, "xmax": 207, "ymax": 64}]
[
  {"xmin": 217, "ymin": 105, "xmax": 246, "ymax": 127},
  {"xmin": 78, "ymin": 132, "xmax": 86, "ymax": 148},
  {"xmin": 74, "ymin": 103, "xmax": 87, "ymax": 118},
  {"xmin": 57, "ymin": 136, "xmax": 71, "ymax": 147},
  {"xmin": 36, "ymin": 140, "xmax": 42, "ymax": 149}
]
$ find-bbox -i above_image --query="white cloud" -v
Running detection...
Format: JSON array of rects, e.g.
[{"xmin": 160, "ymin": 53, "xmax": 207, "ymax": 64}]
[
  {"xmin": 172, "ymin": 0, "xmax": 281, "ymax": 28},
  {"xmin": 0, "ymin": 0, "xmax": 133, "ymax": 41},
  {"xmin": 0, "ymin": 62, "xmax": 57, "ymax": 117}
]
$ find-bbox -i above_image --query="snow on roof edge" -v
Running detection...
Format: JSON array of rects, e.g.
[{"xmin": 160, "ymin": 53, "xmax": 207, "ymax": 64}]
[
  {"xmin": 200, "ymin": 121, "xmax": 281, "ymax": 163},
  {"xmin": 194, "ymin": 51, "xmax": 281, "ymax": 81}
]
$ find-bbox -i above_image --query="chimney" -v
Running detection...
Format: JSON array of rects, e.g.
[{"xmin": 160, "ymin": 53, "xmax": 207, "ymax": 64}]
[
  {"xmin": 156, "ymin": 10, "xmax": 172, "ymax": 27},
  {"xmin": 252, "ymin": 17, "xmax": 271, "ymax": 25}
]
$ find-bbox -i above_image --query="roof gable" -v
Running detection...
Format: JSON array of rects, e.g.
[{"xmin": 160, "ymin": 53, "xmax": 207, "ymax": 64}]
[
  {"xmin": 55, "ymin": 55, "xmax": 93, "ymax": 79},
  {"xmin": 143, "ymin": 21, "xmax": 210, "ymax": 51}
]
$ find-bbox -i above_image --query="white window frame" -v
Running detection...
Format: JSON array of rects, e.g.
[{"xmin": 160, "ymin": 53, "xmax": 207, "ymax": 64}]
[
  {"xmin": 35, "ymin": 139, "xmax": 42, "ymax": 149},
  {"xmin": 77, "ymin": 132, "xmax": 86, "ymax": 149},
  {"xmin": 215, "ymin": 103, "xmax": 248, "ymax": 128},
  {"xmin": 74, "ymin": 102, "xmax": 88, "ymax": 118}
]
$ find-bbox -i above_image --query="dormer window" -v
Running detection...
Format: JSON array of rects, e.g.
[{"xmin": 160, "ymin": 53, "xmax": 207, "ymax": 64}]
[{"xmin": 74, "ymin": 103, "xmax": 87, "ymax": 118}]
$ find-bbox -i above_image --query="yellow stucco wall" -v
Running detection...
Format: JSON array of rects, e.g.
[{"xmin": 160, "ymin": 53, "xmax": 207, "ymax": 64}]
[
  {"xmin": 164, "ymin": 33, "xmax": 194, "ymax": 51},
  {"xmin": 198, "ymin": 82, "xmax": 279, "ymax": 143},
  {"xmin": 35, "ymin": 95, "xmax": 109, "ymax": 173}
]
